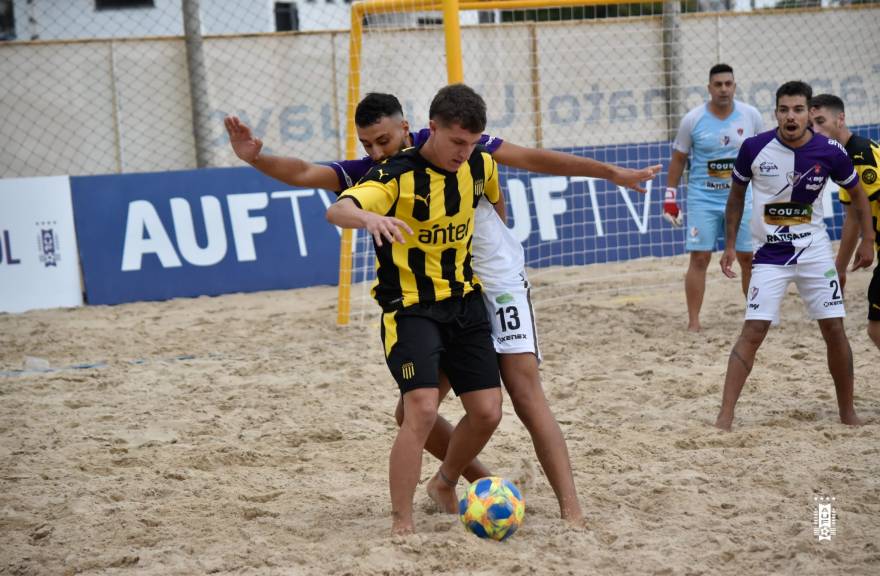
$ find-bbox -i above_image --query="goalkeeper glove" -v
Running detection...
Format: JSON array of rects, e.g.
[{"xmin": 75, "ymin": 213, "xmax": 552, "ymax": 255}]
[{"xmin": 662, "ymin": 187, "xmax": 683, "ymax": 227}]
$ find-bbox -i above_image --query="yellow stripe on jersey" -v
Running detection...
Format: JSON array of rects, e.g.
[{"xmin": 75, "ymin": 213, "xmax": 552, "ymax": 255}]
[
  {"xmin": 339, "ymin": 144, "xmax": 500, "ymax": 310},
  {"xmin": 838, "ymin": 134, "xmax": 880, "ymax": 251},
  {"xmin": 382, "ymin": 311, "xmax": 398, "ymax": 358}
]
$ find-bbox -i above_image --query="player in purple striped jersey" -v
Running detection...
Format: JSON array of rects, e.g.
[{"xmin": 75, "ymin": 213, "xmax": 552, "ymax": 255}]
[{"xmin": 715, "ymin": 81, "xmax": 875, "ymax": 431}]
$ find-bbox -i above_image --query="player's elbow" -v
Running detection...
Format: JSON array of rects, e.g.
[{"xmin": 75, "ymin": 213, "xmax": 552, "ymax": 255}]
[{"xmin": 325, "ymin": 202, "xmax": 343, "ymax": 226}]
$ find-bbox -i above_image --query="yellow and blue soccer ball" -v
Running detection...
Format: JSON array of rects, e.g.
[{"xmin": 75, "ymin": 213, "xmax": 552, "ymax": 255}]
[{"xmin": 459, "ymin": 476, "xmax": 525, "ymax": 540}]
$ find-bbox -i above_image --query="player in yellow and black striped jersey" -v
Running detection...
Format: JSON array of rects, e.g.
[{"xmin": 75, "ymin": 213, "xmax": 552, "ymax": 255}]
[
  {"xmin": 837, "ymin": 135, "xmax": 880, "ymax": 251},
  {"xmin": 340, "ymin": 143, "xmax": 499, "ymax": 310},
  {"xmin": 810, "ymin": 94, "xmax": 880, "ymax": 350},
  {"xmin": 325, "ymin": 84, "xmax": 503, "ymax": 536}
]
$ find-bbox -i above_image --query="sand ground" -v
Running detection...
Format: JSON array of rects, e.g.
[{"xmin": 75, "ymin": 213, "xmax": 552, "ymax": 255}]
[{"xmin": 2, "ymin": 254, "xmax": 879, "ymax": 575}]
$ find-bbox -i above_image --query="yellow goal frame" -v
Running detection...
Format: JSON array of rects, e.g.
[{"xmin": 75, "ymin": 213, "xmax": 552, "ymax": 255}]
[{"xmin": 336, "ymin": 0, "xmax": 638, "ymax": 324}]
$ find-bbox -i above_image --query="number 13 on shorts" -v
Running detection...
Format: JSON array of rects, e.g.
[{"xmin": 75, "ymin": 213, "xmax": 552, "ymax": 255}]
[{"xmin": 481, "ymin": 282, "xmax": 542, "ymax": 361}]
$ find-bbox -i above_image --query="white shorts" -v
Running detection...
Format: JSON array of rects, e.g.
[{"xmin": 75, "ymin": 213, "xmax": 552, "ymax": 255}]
[
  {"xmin": 480, "ymin": 272, "xmax": 542, "ymax": 361},
  {"xmin": 745, "ymin": 261, "xmax": 845, "ymax": 323}
]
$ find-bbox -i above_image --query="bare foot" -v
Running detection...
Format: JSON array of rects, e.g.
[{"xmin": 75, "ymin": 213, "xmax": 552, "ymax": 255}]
[
  {"xmin": 714, "ymin": 413, "xmax": 733, "ymax": 431},
  {"xmin": 391, "ymin": 511, "xmax": 414, "ymax": 536},
  {"xmin": 687, "ymin": 324, "xmax": 702, "ymax": 333},
  {"xmin": 426, "ymin": 472, "xmax": 459, "ymax": 514},
  {"xmin": 840, "ymin": 412, "xmax": 863, "ymax": 426},
  {"xmin": 562, "ymin": 513, "xmax": 588, "ymax": 530}
]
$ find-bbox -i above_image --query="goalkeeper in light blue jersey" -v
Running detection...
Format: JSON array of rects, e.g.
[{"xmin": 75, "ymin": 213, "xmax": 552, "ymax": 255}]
[{"xmin": 663, "ymin": 63, "xmax": 763, "ymax": 332}]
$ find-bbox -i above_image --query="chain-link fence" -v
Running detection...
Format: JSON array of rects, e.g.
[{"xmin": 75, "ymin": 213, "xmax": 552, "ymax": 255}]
[{"xmin": 1, "ymin": 0, "xmax": 878, "ymax": 180}]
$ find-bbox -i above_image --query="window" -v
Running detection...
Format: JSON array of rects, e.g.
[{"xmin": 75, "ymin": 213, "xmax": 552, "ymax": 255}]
[
  {"xmin": 0, "ymin": 0, "xmax": 15, "ymax": 41},
  {"xmin": 95, "ymin": 0, "xmax": 155, "ymax": 10},
  {"xmin": 477, "ymin": 11, "xmax": 495, "ymax": 24},
  {"xmin": 275, "ymin": 2, "xmax": 298, "ymax": 32}
]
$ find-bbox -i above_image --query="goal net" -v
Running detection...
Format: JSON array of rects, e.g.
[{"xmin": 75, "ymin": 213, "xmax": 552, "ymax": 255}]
[{"xmin": 338, "ymin": 0, "xmax": 880, "ymax": 323}]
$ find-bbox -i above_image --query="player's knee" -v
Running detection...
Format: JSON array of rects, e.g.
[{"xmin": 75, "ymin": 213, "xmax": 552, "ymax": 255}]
[
  {"xmin": 506, "ymin": 378, "xmax": 546, "ymax": 420},
  {"xmin": 468, "ymin": 402, "xmax": 502, "ymax": 433},
  {"xmin": 740, "ymin": 321, "xmax": 770, "ymax": 346},
  {"xmin": 818, "ymin": 318, "xmax": 846, "ymax": 342},
  {"xmin": 689, "ymin": 252, "xmax": 712, "ymax": 270},
  {"xmin": 400, "ymin": 394, "xmax": 438, "ymax": 433}
]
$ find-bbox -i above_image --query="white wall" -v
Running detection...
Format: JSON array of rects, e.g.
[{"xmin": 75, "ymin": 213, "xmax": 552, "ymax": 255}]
[
  {"xmin": 11, "ymin": 0, "xmax": 486, "ymax": 39},
  {"xmin": 1, "ymin": 6, "xmax": 878, "ymax": 178},
  {"xmin": 12, "ymin": 0, "xmax": 274, "ymax": 40}
]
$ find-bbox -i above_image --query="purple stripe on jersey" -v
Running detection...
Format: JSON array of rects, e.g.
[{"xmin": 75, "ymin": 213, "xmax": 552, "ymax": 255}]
[
  {"xmin": 782, "ymin": 132, "xmax": 856, "ymax": 205},
  {"xmin": 331, "ymin": 157, "xmax": 374, "ymax": 193},
  {"xmin": 754, "ymin": 241, "xmax": 797, "ymax": 265}
]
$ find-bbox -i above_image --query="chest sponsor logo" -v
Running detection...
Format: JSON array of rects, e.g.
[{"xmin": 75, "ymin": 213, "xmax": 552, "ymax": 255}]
[
  {"xmin": 707, "ymin": 158, "xmax": 736, "ymax": 179},
  {"xmin": 764, "ymin": 202, "xmax": 812, "ymax": 226},
  {"xmin": 417, "ymin": 218, "xmax": 471, "ymax": 245},
  {"xmin": 759, "ymin": 161, "xmax": 778, "ymax": 175},
  {"xmin": 765, "ymin": 231, "xmax": 811, "ymax": 243}
]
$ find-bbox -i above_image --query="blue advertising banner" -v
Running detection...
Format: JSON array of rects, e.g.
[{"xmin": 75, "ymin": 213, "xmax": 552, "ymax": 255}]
[
  {"xmin": 71, "ymin": 167, "xmax": 342, "ymax": 305},
  {"xmin": 71, "ymin": 124, "xmax": 876, "ymax": 306}
]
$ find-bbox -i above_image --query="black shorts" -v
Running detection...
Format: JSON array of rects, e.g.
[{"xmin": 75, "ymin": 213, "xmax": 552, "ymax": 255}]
[
  {"xmin": 380, "ymin": 290, "xmax": 500, "ymax": 395},
  {"xmin": 868, "ymin": 262, "xmax": 880, "ymax": 322}
]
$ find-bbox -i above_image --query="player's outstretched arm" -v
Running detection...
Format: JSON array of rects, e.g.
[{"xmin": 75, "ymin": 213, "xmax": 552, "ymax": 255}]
[
  {"xmin": 224, "ymin": 114, "xmax": 340, "ymax": 191},
  {"xmin": 491, "ymin": 141, "xmax": 661, "ymax": 193},
  {"xmin": 326, "ymin": 198, "xmax": 412, "ymax": 247},
  {"xmin": 720, "ymin": 180, "xmax": 747, "ymax": 278},
  {"xmin": 846, "ymin": 181, "xmax": 876, "ymax": 271}
]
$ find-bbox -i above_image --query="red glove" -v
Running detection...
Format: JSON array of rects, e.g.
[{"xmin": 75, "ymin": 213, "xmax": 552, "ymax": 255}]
[{"xmin": 663, "ymin": 187, "xmax": 683, "ymax": 227}]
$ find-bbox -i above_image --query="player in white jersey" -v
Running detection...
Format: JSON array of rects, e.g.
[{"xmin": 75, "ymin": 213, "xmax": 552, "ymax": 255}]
[
  {"xmin": 664, "ymin": 64, "xmax": 764, "ymax": 332},
  {"xmin": 226, "ymin": 93, "xmax": 661, "ymax": 525},
  {"xmin": 714, "ymin": 81, "xmax": 875, "ymax": 431}
]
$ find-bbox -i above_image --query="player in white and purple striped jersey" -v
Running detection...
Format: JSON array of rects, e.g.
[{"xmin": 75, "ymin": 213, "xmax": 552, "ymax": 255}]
[{"xmin": 714, "ymin": 81, "xmax": 875, "ymax": 431}]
